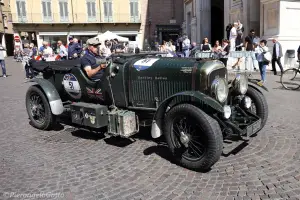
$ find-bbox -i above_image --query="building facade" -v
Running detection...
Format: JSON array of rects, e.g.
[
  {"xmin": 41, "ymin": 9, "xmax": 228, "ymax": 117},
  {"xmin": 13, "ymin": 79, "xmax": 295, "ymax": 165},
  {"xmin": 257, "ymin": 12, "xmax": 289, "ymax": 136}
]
[
  {"xmin": 144, "ymin": 0, "xmax": 184, "ymax": 46},
  {"xmin": 182, "ymin": 0, "xmax": 224, "ymax": 45},
  {"xmin": 1, "ymin": 0, "xmax": 14, "ymax": 56},
  {"xmin": 225, "ymin": 0, "xmax": 300, "ymax": 67},
  {"xmin": 11, "ymin": 0, "xmax": 147, "ymax": 49}
]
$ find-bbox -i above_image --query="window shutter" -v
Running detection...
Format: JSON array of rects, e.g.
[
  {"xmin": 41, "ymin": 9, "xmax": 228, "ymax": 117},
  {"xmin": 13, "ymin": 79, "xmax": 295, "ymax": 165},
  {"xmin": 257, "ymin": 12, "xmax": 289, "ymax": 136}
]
[
  {"xmin": 21, "ymin": 1, "xmax": 26, "ymax": 17},
  {"xmin": 87, "ymin": 2, "xmax": 91, "ymax": 17},
  {"xmin": 47, "ymin": 1, "xmax": 52, "ymax": 17},
  {"xmin": 130, "ymin": 2, "xmax": 133, "ymax": 17},
  {"xmin": 42, "ymin": 1, "xmax": 47, "ymax": 17},
  {"xmin": 16, "ymin": 1, "xmax": 21, "ymax": 16},
  {"xmin": 109, "ymin": 2, "xmax": 112, "ymax": 17},
  {"xmin": 91, "ymin": 2, "xmax": 96, "ymax": 17},
  {"xmin": 59, "ymin": 2, "xmax": 64, "ymax": 17},
  {"xmin": 134, "ymin": 2, "xmax": 138, "ymax": 17},
  {"xmin": 104, "ymin": 2, "xmax": 107, "ymax": 17},
  {"xmin": 64, "ymin": 2, "xmax": 68, "ymax": 16}
]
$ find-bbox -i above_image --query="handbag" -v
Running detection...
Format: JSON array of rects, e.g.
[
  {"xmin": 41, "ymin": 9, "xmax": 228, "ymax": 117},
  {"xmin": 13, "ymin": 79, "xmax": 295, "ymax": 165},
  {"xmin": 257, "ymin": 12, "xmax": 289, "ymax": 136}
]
[
  {"xmin": 260, "ymin": 46, "xmax": 271, "ymax": 62},
  {"xmin": 263, "ymin": 52, "xmax": 272, "ymax": 62}
]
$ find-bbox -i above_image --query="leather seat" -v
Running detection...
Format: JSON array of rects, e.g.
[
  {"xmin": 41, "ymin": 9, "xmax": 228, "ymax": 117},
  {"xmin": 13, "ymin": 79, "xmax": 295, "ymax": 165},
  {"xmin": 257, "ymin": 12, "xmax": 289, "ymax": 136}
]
[{"xmin": 71, "ymin": 66, "xmax": 98, "ymax": 88}]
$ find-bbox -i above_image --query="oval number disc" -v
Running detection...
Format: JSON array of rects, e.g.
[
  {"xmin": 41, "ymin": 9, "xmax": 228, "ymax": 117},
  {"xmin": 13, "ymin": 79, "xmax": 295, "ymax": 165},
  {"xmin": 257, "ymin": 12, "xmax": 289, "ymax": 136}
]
[{"xmin": 63, "ymin": 73, "xmax": 81, "ymax": 99}]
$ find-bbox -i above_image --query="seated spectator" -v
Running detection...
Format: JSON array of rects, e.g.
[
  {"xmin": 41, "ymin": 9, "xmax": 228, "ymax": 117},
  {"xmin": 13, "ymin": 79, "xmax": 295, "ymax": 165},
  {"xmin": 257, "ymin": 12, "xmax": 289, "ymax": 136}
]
[
  {"xmin": 213, "ymin": 40, "xmax": 222, "ymax": 52},
  {"xmin": 200, "ymin": 37, "xmax": 212, "ymax": 52}
]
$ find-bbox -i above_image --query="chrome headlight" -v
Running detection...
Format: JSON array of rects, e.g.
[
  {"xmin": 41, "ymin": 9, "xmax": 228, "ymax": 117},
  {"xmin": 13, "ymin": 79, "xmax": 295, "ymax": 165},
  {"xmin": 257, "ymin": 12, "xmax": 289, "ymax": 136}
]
[
  {"xmin": 211, "ymin": 78, "xmax": 229, "ymax": 103},
  {"xmin": 233, "ymin": 74, "xmax": 248, "ymax": 95}
]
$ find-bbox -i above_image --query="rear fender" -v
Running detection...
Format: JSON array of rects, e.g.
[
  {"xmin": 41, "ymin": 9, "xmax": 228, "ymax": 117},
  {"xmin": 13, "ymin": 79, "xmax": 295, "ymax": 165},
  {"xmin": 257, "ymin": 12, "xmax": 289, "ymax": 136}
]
[
  {"xmin": 29, "ymin": 78, "xmax": 64, "ymax": 115},
  {"xmin": 151, "ymin": 91, "xmax": 224, "ymax": 138}
]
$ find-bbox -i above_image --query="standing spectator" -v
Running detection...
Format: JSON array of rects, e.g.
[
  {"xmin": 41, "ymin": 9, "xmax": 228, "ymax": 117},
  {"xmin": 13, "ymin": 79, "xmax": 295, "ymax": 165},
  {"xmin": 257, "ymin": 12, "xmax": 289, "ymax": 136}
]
[
  {"xmin": 0, "ymin": 44, "xmax": 7, "ymax": 78},
  {"xmin": 229, "ymin": 22, "xmax": 238, "ymax": 51},
  {"xmin": 22, "ymin": 43, "xmax": 33, "ymax": 79},
  {"xmin": 271, "ymin": 38, "xmax": 284, "ymax": 75},
  {"xmin": 200, "ymin": 37, "xmax": 212, "ymax": 52},
  {"xmin": 111, "ymin": 39, "xmax": 125, "ymax": 54},
  {"xmin": 256, "ymin": 40, "xmax": 270, "ymax": 86},
  {"xmin": 190, "ymin": 42, "xmax": 199, "ymax": 57},
  {"xmin": 30, "ymin": 43, "xmax": 38, "ymax": 58},
  {"xmin": 297, "ymin": 45, "xmax": 300, "ymax": 61},
  {"xmin": 39, "ymin": 41, "xmax": 48, "ymax": 55},
  {"xmin": 245, "ymin": 29, "xmax": 258, "ymax": 71},
  {"xmin": 102, "ymin": 40, "xmax": 112, "ymax": 58},
  {"xmin": 219, "ymin": 39, "xmax": 230, "ymax": 67},
  {"xmin": 226, "ymin": 23, "xmax": 232, "ymax": 40},
  {"xmin": 182, "ymin": 35, "xmax": 191, "ymax": 57},
  {"xmin": 57, "ymin": 40, "xmax": 68, "ymax": 60},
  {"xmin": 237, "ymin": 20, "xmax": 244, "ymax": 36},
  {"xmin": 40, "ymin": 41, "xmax": 53, "ymax": 58},
  {"xmin": 68, "ymin": 36, "xmax": 82, "ymax": 59}
]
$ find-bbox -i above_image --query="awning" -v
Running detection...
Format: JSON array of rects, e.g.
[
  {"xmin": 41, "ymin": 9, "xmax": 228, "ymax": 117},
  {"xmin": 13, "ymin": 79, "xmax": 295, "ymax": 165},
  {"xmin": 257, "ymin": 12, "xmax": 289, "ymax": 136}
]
[
  {"xmin": 110, "ymin": 31, "xmax": 139, "ymax": 36},
  {"xmin": 39, "ymin": 32, "xmax": 68, "ymax": 36},
  {"xmin": 69, "ymin": 31, "xmax": 98, "ymax": 36}
]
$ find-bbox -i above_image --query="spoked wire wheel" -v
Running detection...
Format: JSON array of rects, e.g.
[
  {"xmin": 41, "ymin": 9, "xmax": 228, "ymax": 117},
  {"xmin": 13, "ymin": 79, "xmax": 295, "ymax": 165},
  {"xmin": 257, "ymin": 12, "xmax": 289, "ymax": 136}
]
[
  {"xmin": 26, "ymin": 85, "xmax": 55, "ymax": 130},
  {"xmin": 170, "ymin": 116, "xmax": 207, "ymax": 161},
  {"xmin": 280, "ymin": 68, "xmax": 300, "ymax": 90},
  {"xmin": 164, "ymin": 104, "xmax": 223, "ymax": 171},
  {"xmin": 29, "ymin": 93, "xmax": 46, "ymax": 125}
]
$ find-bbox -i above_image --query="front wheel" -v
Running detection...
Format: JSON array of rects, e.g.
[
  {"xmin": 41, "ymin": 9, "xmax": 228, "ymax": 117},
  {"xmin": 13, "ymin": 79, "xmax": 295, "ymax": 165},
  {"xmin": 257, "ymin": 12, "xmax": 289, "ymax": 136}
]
[
  {"xmin": 280, "ymin": 68, "xmax": 300, "ymax": 90},
  {"xmin": 164, "ymin": 104, "xmax": 223, "ymax": 171},
  {"xmin": 26, "ymin": 85, "xmax": 55, "ymax": 130},
  {"xmin": 245, "ymin": 87, "xmax": 269, "ymax": 130}
]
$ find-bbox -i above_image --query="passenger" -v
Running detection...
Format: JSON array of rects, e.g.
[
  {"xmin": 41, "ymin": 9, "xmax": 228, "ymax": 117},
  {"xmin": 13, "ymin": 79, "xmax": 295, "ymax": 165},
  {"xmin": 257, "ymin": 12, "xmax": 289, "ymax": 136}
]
[{"xmin": 81, "ymin": 38, "xmax": 107, "ymax": 81}]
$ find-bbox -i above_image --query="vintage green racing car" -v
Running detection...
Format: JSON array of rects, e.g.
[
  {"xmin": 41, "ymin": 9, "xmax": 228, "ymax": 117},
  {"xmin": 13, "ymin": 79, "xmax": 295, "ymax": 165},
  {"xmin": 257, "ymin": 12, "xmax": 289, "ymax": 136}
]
[{"xmin": 25, "ymin": 53, "xmax": 268, "ymax": 171}]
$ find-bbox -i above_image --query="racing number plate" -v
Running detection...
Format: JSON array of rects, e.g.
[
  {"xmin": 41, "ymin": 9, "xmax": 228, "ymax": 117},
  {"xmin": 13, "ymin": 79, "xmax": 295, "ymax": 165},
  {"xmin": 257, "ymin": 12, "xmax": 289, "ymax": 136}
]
[{"xmin": 246, "ymin": 119, "xmax": 261, "ymax": 137}]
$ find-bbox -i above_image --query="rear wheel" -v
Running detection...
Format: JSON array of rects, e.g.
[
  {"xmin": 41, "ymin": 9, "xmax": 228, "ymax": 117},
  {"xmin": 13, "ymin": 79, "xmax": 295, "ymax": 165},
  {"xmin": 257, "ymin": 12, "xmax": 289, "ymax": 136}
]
[
  {"xmin": 26, "ymin": 85, "xmax": 55, "ymax": 130},
  {"xmin": 164, "ymin": 104, "xmax": 223, "ymax": 171},
  {"xmin": 280, "ymin": 68, "xmax": 300, "ymax": 90}
]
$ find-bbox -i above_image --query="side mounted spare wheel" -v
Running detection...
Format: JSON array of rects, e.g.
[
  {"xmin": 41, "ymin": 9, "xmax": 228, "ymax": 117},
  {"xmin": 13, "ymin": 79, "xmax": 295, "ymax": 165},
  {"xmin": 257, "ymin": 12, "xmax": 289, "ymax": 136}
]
[
  {"xmin": 164, "ymin": 104, "xmax": 223, "ymax": 171},
  {"xmin": 26, "ymin": 85, "xmax": 55, "ymax": 130}
]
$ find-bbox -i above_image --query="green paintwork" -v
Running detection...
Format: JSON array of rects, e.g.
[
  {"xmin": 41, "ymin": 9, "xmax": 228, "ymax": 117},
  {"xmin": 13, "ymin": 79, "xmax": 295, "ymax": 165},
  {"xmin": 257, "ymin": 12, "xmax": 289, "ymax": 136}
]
[{"xmin": 29, "ymin": 78, "xmax": 62, "ymax": 102}]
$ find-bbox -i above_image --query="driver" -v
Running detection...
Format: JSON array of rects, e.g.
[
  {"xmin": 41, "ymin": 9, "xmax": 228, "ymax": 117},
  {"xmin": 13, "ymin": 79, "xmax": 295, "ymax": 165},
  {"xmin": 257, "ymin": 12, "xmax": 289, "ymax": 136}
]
[{"xmin": 81, "ymin": 38, "xmax": 107, "ymax": 81}]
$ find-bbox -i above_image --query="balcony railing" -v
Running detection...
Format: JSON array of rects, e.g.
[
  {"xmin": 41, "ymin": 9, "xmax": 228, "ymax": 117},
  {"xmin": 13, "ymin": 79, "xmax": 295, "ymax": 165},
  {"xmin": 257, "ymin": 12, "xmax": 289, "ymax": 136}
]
[{"xmin": 11, "ymin": 12, "xmax": 141, "ymax": 24}]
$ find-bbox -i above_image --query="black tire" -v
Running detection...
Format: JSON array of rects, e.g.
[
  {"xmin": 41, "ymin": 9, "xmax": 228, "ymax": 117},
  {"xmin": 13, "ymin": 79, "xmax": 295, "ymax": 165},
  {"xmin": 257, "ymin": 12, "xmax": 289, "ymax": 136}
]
[
  {"xmin": 280, "ymin": 68, "xmax": 300, "ymax": 90},
  {"xmin": 26, "ymin": 85, "xmax": 55, "ymax": 130},
  {"xmin": 164, "ymin": 104, "xmax": 223, "ymax": 171},
  {"xmin": 246, "ymin": 87, "xmax": 269, "ymax": 130}
]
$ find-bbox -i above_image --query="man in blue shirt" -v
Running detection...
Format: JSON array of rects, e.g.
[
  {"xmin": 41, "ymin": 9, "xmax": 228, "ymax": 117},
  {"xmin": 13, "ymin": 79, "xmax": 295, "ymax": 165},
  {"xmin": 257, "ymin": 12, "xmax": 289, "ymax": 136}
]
[
  {"xmin": 81, "ymin": 38, "xmax": 107, "ymax": 81},
  {"xmin": 68, "ymin": 36, "xmax": 82, "ymax": 59}
]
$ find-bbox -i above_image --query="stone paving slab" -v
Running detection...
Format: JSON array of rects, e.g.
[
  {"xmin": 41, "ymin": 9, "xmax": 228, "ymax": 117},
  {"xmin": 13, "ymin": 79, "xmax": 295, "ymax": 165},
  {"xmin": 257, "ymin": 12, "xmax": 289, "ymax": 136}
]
[{"xmin": 0, "ymin": 57, "xmax": 300, "ymax": 200}]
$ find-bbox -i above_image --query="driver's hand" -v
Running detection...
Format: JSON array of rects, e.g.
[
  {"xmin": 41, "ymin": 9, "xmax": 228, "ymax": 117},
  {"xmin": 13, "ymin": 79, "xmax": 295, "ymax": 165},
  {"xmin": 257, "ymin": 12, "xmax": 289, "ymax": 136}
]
[
  {"xmin": 73, "ymin": 53, "xmax": 78, "ymax": 58},
  {"xmin": 100, "ymin": 63, "xmax": 107, "ymax": 69}
]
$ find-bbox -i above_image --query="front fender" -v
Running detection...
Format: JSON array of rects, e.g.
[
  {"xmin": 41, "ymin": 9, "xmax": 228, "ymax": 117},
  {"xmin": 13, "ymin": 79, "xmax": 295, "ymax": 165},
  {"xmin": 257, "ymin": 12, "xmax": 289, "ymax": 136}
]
[
  {"xmin": 29, "ymin": 78, "xmax": 64, "ymax": 115},
  {"xmin": 153, "ymin": 91, "xmax": 223, "ymax": 132},
  {"xmin": 248, "ymin": 79, "xmax": 269, "ymax": 92}
]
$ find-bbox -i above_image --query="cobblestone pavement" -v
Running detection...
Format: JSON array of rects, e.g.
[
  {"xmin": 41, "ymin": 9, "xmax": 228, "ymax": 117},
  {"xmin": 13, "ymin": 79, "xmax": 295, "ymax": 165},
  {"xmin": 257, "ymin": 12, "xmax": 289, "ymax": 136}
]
[{"xmin": 0, "ymin": 58, "xmax": 300, "ymax": 200}]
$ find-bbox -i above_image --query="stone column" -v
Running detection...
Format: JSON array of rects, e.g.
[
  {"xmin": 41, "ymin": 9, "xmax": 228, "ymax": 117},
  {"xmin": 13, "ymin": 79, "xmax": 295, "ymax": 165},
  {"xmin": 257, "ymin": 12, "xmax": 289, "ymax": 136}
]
[
  {"xmin": 224, "ymin": 0, "xmax": 230, "ymax": 38},
  {"xmin": 199, "ymin": 0, "xmax": 211, "ymax": 40}
]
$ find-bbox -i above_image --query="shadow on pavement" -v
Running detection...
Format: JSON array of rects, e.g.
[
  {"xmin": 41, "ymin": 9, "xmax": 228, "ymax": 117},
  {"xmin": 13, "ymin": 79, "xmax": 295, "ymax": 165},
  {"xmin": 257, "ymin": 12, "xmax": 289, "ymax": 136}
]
[{"xmin": 71, "ymin": 129, "xmax": 106, "ymax": 141}]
